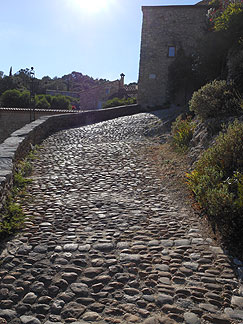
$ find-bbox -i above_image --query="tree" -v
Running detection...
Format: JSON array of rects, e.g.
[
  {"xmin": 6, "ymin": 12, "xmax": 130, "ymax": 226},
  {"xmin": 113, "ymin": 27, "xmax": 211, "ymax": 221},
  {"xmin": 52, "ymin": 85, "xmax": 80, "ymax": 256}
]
[
  {"xmin": 0, "ymin": 76, "xmax": 15, "ymax": 95},
  {"xmin": 35, "ymin": 96, "xmax": 51, "ymax": 109},
  {"xmin": 51, "ymin": 95, "xmax": 71, "ymax": 110},
  {"xmin": 1, "ymin": 89, "xmax": 22, "ymax": 107},
  {"xmin": 207, "ymin": 0, "xmax": 243, "ymax": 89},
  {"xmin": 0, "ymin": 68, "xmax": 113, "ymax": 102},
  {"xmin": 0, "ymin": 89, "xmax": 31, "ymax": 108},
  {"xmin": 14, "ymin": 68, "xmax": 32, "ymax": 88},
  {"xmin": 19, "ymin": 91, "xmax": 30, "ymax": 108}
]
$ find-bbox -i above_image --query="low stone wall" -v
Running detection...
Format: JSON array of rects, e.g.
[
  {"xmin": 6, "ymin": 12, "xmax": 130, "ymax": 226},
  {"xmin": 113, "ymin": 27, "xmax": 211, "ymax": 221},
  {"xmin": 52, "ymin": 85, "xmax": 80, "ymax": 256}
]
[
  {"xmin": 0, "ymin": 104, "xmax": 142, "ymax": 213},
  {"xmin": 0, "ymin": 108, "xmax": 77, "ymax": 144}
]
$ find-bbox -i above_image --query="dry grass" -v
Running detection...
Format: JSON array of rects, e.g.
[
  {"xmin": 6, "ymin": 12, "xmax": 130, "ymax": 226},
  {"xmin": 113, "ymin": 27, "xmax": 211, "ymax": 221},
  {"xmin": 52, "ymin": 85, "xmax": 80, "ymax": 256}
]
[
  {"xmin": 141, "ymin": 140, "xmax": 229, "ymax": 250},
  {"xmin": 141, "ymin": 139, "xmax": 243, "ymax": 259},
  {"xmin": 142, "ymin": 141, "xmax": 192, "ymax": 206}
]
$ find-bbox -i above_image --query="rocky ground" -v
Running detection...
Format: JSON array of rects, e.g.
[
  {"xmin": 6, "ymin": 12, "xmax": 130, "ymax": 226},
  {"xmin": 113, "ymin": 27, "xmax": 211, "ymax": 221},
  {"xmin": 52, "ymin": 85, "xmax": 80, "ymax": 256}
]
[{"xmin": 0, "ymin": 113, "xmax": 243, "ymax": 324}]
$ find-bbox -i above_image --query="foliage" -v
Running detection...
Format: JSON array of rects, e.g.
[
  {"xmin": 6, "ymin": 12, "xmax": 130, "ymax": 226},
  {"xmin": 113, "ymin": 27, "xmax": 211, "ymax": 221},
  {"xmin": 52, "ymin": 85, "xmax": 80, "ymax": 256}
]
[
  {"xmin": 0, "ymin": 146, "xmax": 39, "ymax": 236},
  {"xmin": 1, "ymin": 89, "xmax": 23, "ymax": 107},
  {"xmin": 228, "ymin": 47, "xmax": 243, "ymax": 92},
  {"xmin": 168, "ymin": 49, "xmax": 201, "ymax": 102},
  {"xmin": 0, "ymin": 76, "xmax": 19, "ymax": 95},
  {"xmin": 171, "ymin": 115, "xmax": 196, "ymax": 151},
  {"xmin": 13, "ymin": 160, "xmax": 32, "ymax": 197},
  {"xmin": 186, "ymin": 119, "xmax": 243, "ymax": 231},
  {"xmin": 102, "ymin": 97, "xmax": 136, "ymax": 109},
  {"xmin": 35, "ymin": 96, "xmax": 51, "ymax": 109},
  {"xmin": 45, "ymin": 94, "xmax": 52, "ymax": 104},
  {"xmin": 19, "ymin": 91, "xmax": 30, "ymax": 108},
  {"xmin": 189, "ymin": 80, "xmax": 240, "ymax": 120},
  {"xmin": 50, "ymin": 95, "xmax": 71, "ymax": 110},
  {"xmin": 214, "ymin": 3, "xmax": 243, "ymax": 36},
  {"xmin": 168, "ymin": 1, "xmax": 243, "ymax": 100},
  {"xmin": 0, "ymin": 68, "xmax": 110, "ymax": 97},
  {"xmin": 14, "ymin": 68, "xmax": 33, "ymax": 88},
  {"xmin": 178, "ymin": 0, "xmax": 243, "ymax": 97},
  {"xmin": 208, "ymin": 1, "xmax": 243, "ymax": 35},
  {"xmin": 0, "ymin": 89, "xmax": 31, "ymax": 108},
  {"xmin": 0, "ymin": 199, "xmax": 25, "ymax": 234},
  {"xmin": 1, "ymin": 167, "xmax": 30, "ymax": 234},
  {"xmin": 0, "ymin": 89, "xmax": 76, "ymax": 109}
]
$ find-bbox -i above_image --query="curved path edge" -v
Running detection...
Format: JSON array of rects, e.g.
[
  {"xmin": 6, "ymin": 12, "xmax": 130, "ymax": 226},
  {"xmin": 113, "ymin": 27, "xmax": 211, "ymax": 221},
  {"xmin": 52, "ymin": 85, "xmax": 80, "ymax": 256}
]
[{"xmin": 0, "ymin": 104, "xmax": 143, "ymax": 213}]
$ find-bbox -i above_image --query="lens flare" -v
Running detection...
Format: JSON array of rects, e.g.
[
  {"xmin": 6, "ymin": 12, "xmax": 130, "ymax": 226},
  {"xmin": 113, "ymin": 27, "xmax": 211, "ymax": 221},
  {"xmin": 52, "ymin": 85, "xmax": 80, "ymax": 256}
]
[{"xmin": 73, "ymin": 0, "xmax": 113, "ymax": 13}]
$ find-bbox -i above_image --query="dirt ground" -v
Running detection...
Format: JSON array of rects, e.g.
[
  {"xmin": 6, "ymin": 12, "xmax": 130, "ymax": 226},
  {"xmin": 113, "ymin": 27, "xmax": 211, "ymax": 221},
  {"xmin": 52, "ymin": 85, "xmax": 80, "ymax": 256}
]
[{"xmin": 141, "ymin": 138, "xmax": 242, "ymax": 261}]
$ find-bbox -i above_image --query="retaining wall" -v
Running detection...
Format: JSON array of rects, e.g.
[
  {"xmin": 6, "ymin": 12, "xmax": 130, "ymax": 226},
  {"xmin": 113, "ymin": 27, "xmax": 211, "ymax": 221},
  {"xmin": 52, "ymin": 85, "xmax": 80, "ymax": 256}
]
[
  {"xmin": 0, "ymin": 104, "xmax": 142, "ymax": 213},
  {"xmin": 0, "ymin": 108, "xmax": 77, "ymax": 144}
]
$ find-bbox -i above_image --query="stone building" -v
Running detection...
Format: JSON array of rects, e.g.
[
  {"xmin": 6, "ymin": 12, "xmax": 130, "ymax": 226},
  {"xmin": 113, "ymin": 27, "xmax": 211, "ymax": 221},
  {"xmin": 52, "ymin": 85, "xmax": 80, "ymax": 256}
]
[
  {"xmin": 79, "ymin": 74, "xmax": 138, "ymax": 111},
  {"xmin": 138, "ymin": 2, "xmax": 209, "ymax": 108},
  {"xmin": 79, "ymin": 79, "xmax": 120, "ymax": 110}
]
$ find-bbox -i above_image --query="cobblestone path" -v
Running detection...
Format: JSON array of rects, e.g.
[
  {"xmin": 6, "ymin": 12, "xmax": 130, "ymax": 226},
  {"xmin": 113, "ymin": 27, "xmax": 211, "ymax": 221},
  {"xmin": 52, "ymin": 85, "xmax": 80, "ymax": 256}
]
[{"xmin": 0, "ymin": 114, "xmax": 243, "ymax": 324}]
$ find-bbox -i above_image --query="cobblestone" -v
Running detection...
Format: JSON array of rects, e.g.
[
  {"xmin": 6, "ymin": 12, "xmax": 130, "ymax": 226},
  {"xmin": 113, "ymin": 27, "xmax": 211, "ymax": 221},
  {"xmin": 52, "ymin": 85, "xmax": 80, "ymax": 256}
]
[{"xmin": 0, "ymin": 113, "xmax": 242, "ymax": 323}]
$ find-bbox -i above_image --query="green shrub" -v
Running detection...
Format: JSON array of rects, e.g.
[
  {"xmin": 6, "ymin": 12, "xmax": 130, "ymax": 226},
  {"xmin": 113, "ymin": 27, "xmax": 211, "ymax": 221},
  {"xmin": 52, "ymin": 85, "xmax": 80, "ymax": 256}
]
[
  {"xmin": 102, "ymin": 97, "xmax": 136, "ymax": 109},
  {"xmin": 36, "ymin": 96, "xmax": 51, "ymax": 109},
  {"xmin": 0, "ymin": 148, "xmax": 38, "ymax": 236},
  {"xmin": 171, "ymin": 115, "xmax": 196, "ymax": 151},
  {"xmin": 186, "ymin": 119, "xmax": 243, "ymax": 227},
  {"xmin": 0, "ymin": 201, "xmax": 25, "ymax": 234},
  {"xmin": 228, "ymin": 49, "xmax": 243, "ymax": 92},
  {"xmin": 213, "ymin": 2, "xmax": 243, "ymax": 33},
  {"xmin": 189, "ymin": 80, "xmax": 240, "ymax": 120},
  {"xmin": 1, "ymin": 89, "xmax": 21, "ymax": 107},
  {"xmin": 45, "ymin": 95, "xmax": 52, "ymax": 104},
  {"xmin": 1, "ymin": 89, "xmax": 31, "ymax": 108},
  {"xmin": 51, "ymin": 95, "xmax": 71, "ymax": 110},
  {"xmin": 19, "ymin": 91, "xmax": 30, "ymax": 108},
  {"xmin": 13, "ymin": 161, "xmax": 32, "ymax": 196}
]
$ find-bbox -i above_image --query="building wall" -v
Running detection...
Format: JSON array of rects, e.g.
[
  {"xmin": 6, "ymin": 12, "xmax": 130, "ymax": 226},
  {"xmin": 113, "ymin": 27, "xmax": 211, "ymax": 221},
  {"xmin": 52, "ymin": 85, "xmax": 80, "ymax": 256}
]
[
  {"xmin": 79, "ymin": 80, "xmax": 120, "ymax": 111},
  {"xmin": 138, "ymin": 5, "xmax": 208, "ymax": 108}
]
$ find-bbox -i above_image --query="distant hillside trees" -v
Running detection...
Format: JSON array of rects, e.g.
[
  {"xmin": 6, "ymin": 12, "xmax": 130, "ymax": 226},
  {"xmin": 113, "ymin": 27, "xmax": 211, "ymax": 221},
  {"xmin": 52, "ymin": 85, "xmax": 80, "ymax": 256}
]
[
  {"xmin": 0, "ymin": 89, "xmax": 80, "ymax": 110},
  {"xmin": 0, "ymin": 69, "xmax": 111, "ymax": 109},
  {"xmin": 1, "ymin": 90, "xmax": 30, "ymax": 108},
  {"xmin": 0, "ymin": 69, "xmax": 108, "ymax": 98}
]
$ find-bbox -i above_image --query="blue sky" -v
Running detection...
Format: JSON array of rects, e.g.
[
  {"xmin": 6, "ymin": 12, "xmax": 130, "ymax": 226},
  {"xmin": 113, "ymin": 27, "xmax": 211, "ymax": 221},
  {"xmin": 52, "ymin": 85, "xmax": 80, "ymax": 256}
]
[{"xmin": 0, "ymin": 0, "xmax": 199, "ymax": 84}]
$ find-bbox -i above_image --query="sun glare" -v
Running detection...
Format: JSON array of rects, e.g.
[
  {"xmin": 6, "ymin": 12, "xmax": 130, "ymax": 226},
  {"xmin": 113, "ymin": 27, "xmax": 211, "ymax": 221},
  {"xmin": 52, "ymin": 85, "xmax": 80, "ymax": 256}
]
[{"xmin": 73, "ymin": 0, "xmax": 113, "ymax": 14}]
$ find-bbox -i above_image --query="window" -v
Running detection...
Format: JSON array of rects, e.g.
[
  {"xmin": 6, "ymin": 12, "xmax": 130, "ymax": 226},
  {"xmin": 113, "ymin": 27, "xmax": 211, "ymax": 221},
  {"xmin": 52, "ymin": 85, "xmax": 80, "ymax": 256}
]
[
  {"xmin": 149, "ymin": 74, "xmax": 156, "ymax": 79},
  {"xmin": 168, "ymin": 46, "xmax": 176, "ymax": 57}
]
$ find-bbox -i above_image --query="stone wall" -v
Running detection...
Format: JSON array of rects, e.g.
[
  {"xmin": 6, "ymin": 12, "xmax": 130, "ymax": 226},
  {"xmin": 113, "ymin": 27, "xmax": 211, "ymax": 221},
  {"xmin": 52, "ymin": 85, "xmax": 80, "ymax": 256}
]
[
  {"xmin": 0, "ymin": 104, "xmax": 142, "ymax": 214},
  {"xmin": 79, "ymin": 80, "xmax": 120, "ymax": 110},
  {"xmin": 0, "ymin": 108, "xmax": 76, "ymax": 144},
  {"xmin": 138, "ymin": 5, "xmax": 208, "ymax": 108}
]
